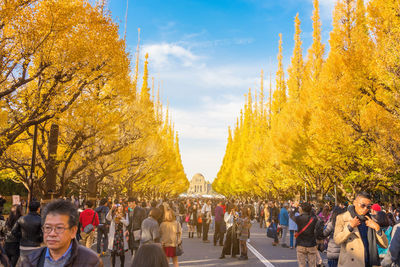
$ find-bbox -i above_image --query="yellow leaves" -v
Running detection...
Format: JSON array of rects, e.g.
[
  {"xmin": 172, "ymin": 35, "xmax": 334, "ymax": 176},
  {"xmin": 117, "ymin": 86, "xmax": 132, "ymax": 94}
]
[
  {"xmin": 0, "ymin": 0, "xmax": 188, "ymax": 198},
  {"xmin": 272, "ymin": 34, "xmax": 286, "ymax": 115},
  {"xmin": 287, "ymin": 14, "xmax": 304, "ymax": 102},
  {"xmin": 215, "ymin": 0, "xmax": 400, "ymax": 200}
]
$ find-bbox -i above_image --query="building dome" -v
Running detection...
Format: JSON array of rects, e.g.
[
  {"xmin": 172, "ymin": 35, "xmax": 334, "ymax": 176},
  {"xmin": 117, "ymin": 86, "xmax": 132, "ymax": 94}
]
[
  {"xmin": 188, "ymin": 173, "xmax": 209, "ymax": 195},
  {"xmin": 191, "ymin": 173, "xmax": 205, "ymax": 183}
]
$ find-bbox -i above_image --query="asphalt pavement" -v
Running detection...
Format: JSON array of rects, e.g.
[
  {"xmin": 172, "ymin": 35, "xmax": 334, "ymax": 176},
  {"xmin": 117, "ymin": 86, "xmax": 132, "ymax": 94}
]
[{"xmin": 95, "ymin": 222, "xmax": 324, "ymax": 266}]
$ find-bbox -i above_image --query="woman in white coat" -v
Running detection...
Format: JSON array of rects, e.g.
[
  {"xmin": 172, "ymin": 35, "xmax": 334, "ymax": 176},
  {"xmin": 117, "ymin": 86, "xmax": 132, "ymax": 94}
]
[{"xmin": 107, "ymin": 204, "xmax": 129, "ymax": 267}]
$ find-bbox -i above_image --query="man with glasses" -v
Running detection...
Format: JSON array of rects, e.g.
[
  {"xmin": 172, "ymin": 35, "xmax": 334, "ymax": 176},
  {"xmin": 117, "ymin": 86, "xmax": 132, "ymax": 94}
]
[
  {"xmin": 18, "ymin": 199, "xmax": 103, "ymax": 266},
  {"xmin": 334, "ymin": 192, "xmax": 388, "ymax": 267}
]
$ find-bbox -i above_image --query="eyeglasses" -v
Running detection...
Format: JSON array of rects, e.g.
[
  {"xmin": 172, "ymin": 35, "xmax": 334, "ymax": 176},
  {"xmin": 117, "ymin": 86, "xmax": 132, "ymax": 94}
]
[
  {"xmin": 42, "ymin": 225, "xmax": 70, "ymax": 234},
  {"xmin": 358, "ymin": 203, "xmax": 372, "ymax": 209}
]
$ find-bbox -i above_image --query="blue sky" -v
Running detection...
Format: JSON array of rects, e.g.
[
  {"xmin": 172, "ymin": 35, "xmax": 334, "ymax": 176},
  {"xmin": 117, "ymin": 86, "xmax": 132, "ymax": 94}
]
[{"xmin": 106, "ymin": 0, "xmax": 335, "ymax": 182}]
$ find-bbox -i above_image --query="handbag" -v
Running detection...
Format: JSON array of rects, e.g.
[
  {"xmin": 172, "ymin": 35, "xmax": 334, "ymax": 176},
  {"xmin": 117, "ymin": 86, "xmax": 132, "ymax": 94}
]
[
  {"xmin": 133, "ymin": 230, "xmax": 141, "ymax": 241},
  {"xmin": 185, "ymin": 215, "xmax": 190, "ymax": 223},
  {"xmin": 295, "ymin": 217, "xmax": 314, "ymax": 238},
  {"xmin": 267, "ymin": 223, "xmax": 277, "ymax": 238},
  {"xmin": 175, "ymin": 221, "xmax": 183, "ymax": 256},
  {"xmin": 83, "ymin": 213, "xmax": 96, "ymax": 234}
]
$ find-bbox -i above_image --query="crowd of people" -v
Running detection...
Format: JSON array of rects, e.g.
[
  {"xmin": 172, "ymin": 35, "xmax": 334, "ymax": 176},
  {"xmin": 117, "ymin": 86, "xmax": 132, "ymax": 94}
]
[
  {"xmin": 0, "ymin": 192, "xmax": 400, "ymax": 266},
  {"xmin": 254, "ymin": 192, "xmax": 400, "ymax": 267}
]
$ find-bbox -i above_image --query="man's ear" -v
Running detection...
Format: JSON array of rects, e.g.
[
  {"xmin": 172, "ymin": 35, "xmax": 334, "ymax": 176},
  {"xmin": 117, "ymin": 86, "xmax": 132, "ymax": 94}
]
[{"xmin": 70, "ymin": 225, "xmax": 78, "ymax": 237}]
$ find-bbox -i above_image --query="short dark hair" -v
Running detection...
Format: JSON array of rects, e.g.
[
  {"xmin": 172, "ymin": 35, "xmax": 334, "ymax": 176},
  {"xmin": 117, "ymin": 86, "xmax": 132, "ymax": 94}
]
[
  {"xmin": 29, "ymin": 201, "xmax": 40, "ymax": 212},
  {"xmin": 131, "ymin": 243, "xmax": 169, "ymax": 267},
  {"xmin": 42, "ymin": 199, "xmax": 79, "ymax": 228},
  {"xmin": 128, "ymin": 197, "xmax": 137, "ymax": 203},
  {"xmin": 100, "ymin": 198, "xmax": 107, "ymax": 206},
  {"xmin": 301, "ymin": 202, "xmax": 312, "ymax": 213},
  {"xmin": 85, "ymin": 200, "xmax": 94, "ymax": 208},
  {"xmin": 355, "ymin": 192, "xmax": 371, "ymax": 200}
]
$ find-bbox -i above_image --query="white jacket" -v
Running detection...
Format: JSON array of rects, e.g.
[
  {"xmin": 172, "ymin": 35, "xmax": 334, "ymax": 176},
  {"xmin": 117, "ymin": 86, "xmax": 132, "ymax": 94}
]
[
  {"xmin": 289, "ymin": 212, "xmax": 299, "ymax": 231},
  {"xmin": 106, "ymin": 210, "xmax": 129, "ymax": 251}
]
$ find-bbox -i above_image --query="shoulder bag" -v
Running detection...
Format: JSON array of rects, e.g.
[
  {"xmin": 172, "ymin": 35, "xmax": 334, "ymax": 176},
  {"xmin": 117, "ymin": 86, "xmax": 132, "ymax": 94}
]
[
  {"xmin": 295, "ymin": 217, "xmax": 314, "ymax": 238},
  {"xmin": 175, "ymin": 221, "xmax": 183, "ymax": 256},
  {"xmin": 83, "ymin": 212, "xmax": 96, "ymax": 234}
]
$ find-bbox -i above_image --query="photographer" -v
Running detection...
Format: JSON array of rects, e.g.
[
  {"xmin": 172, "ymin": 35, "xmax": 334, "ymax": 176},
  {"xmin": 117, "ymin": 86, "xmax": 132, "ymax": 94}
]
[
  {"xmin": 219, "ymin": 204, "xmax": 239, "ymax": 259},
  {"xmin": 107, "ymin": 203, "xmax": 129, "ymax": 267}
]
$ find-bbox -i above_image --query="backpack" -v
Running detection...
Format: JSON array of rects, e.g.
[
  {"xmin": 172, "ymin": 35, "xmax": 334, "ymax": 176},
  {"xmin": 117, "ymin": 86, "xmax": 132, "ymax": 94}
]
[{"xmin": 99, "ymin": 211, "xmax": 107, "ymax": 225}]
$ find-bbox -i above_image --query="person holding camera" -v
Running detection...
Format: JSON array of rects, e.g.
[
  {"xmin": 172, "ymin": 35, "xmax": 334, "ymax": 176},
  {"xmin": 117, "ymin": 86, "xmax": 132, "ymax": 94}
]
[
  {"xmin": 107, "ymin": 204, "xmax": 129, "ymax": 267},
  {"xmin": 334, "ymin": 192, "xmax": 388, "ymax": 267},
  {"xmin": 219, "ymin": 204, "xmax": 239, "ymax": 259}
]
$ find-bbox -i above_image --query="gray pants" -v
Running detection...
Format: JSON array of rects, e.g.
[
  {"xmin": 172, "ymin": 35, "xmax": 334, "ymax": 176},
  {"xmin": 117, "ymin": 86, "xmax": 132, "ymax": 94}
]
[{"xmin": 280, "ymin": 225, "xmax": 288, "ymax": 245}]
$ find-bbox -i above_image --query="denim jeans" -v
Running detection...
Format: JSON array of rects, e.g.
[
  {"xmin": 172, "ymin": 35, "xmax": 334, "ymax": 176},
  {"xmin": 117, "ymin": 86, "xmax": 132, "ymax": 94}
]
[
  {"xmin": 328, "ymin": 259, "xmax": 338, "ymax": 267},
  {"xmin": 272, "ymin": 223, "xmax": 279, "ymax": 243},
  {"xmin": 290, "ymin": 230, "xmax": 295, "ymax": 247}
]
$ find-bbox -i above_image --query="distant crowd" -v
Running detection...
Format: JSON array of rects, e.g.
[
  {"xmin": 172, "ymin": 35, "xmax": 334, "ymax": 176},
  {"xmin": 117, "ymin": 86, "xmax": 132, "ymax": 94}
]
[{"xmin": 0, "ymin": 192, "xmax": 400, "ymax": 267}]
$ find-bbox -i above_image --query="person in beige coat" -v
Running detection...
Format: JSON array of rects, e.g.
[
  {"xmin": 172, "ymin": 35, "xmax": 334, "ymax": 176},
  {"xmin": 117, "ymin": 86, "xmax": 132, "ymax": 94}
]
[
  {"xmin": 160, "ymin": 208, "xmax": 182, "ymax": 267},
  {"xmin": 334, "ymin": 192, "xmax": 388, "ymax": 267},
  {"xmin": 264, "ymin": 204, "xmax": 270, "ymax": 228}
]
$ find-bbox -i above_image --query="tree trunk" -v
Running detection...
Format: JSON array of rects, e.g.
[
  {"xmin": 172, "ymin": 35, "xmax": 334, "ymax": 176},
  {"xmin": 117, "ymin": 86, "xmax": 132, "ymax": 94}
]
[
  {"xmin": 45, "ymin": 124, "xmax": 59, "ymax": 200},
  {"xmin": 87, "ymin": 170, "xmax": 97, "ymax": 200}
]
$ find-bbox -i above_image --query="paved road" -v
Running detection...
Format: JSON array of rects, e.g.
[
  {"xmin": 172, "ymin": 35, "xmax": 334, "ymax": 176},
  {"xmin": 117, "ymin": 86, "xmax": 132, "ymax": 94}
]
[{"xmin": 96, "ymin": 223, "xmax": 323, "ymax": 266}]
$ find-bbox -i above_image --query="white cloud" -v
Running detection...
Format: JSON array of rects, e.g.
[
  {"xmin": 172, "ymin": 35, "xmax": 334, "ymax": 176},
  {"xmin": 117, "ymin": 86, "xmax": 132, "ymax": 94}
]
[
  {"xmin": 171, "ymin": 95, "xmax": 244, "ymax": 141},
  {"xmin": 142, "ymin": 43, "xmax": 200, "ymax": 68},
  {"xmin": 180, "ymin": 38, "xmax": 255, "ymax": 49},
  {"xmin": 140, "ymin": 40, "xmax": 274, "ymax": 181}
]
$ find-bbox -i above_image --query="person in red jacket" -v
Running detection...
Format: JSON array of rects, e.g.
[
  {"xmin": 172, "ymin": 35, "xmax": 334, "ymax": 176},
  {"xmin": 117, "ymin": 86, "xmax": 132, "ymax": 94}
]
[{"xmin": 79, "ymin": 200, "xmax": 99, "ymax": 248}]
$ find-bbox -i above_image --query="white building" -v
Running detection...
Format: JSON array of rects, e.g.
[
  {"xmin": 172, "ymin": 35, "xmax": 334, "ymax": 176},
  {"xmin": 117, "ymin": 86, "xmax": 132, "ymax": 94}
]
[{"xmin": 187, "ymin": 173, "xmax": 212, "ymax": 195}]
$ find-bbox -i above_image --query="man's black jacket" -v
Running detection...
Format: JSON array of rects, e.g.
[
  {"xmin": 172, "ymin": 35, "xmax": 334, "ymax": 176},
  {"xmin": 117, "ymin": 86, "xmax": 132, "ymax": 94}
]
[
  {"xmin": 127, "ymin": 206, "xmax": 145, "ymax": 250},
  {"xmin": 290, "ymin": 210, "xmax": 321, "ymax": 247},
  {"xmin": 17, "ymin": 238, "xmax": 103, "ymax": 267},
  {"xmin": 12, "ymin": 212, "xmax": 42, "ymax": 247}
]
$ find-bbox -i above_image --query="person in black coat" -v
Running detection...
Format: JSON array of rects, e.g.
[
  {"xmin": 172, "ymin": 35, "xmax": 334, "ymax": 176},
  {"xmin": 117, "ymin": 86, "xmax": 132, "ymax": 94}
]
[
  {"xmin": 95, "ymin": 198, "xmax": 110, "ymax": 256},
  {"xmin": 290, "ymin": 202, "xmax": 322, "ymax": 267},
  {"xmin": 0, "ymin": 242, "xmax": 10, "ymax": 267},
  {"xmin": 268, "ymin": 202, "xmax": 280, "ymax": 246},
  {"xmin": 219, "ymin": 204, "xmax": 240, "ymax": 259},
  {"xmin": 4, "ymin": 205, "xmax": 22, "ymax": 267},
  {"xmin": 11, "ymin": 201, "xmax": 42, "ymax": 256},
  {"xmin": 126, "ymin": 197, "xmax": 145, "ymax": 255},
  {"xmin": 0, "ymin": 195, "xmax": 6, "ymax": 216}
]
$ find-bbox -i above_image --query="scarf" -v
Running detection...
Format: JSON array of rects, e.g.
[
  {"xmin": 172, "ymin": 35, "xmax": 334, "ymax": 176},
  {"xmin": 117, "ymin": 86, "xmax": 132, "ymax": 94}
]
[{"xmin": 348, "ymin": 205, "xmax": 380, "ymax": 266}]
